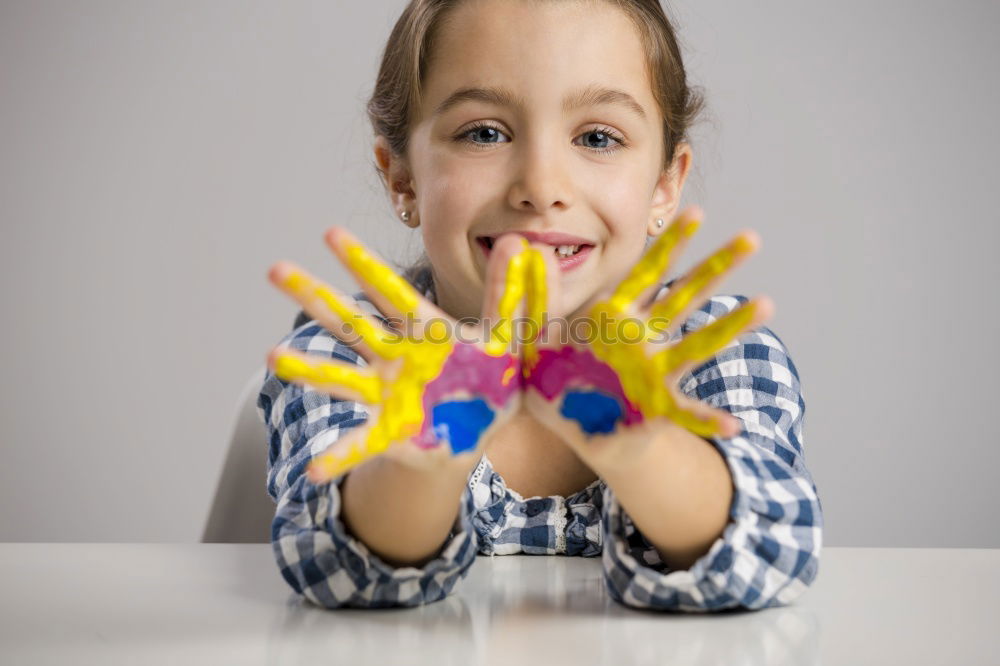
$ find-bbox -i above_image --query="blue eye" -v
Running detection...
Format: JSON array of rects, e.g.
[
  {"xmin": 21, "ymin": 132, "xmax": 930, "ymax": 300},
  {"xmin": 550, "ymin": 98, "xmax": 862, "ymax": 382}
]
[
  {"xmin": 464, "ymin": 124, "xmax": 509, "ymax": 146},
  {"xmin": 579, "ymin": 129, "xmax": 620, "ymax": 151},
  {"xmin": 455, "ymin": 122, "xmax": 627, "ymax": 155}
]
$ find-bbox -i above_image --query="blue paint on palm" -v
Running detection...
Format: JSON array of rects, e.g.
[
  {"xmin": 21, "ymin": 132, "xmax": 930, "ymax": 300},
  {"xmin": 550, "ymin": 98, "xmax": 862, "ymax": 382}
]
[
  {"xmin": 432, "ymin": 398, "xmax": 496, "ymax": 453},
  {"xmin": 560, "ymin": 390, "xmax": 623, "ymax": 435}
]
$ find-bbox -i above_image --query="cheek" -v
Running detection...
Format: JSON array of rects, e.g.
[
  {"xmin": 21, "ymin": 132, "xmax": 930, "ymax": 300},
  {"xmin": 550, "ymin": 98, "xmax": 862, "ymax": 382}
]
[
  {"xmin": 418, "ymin": 169, "xmax": 484, "ymax": 280},
  {"xmin": 593, "ymin": 174, "xmax": 651, "ymax": 241},
  {"xmin": 420, "ymin": 172, "xmax": 475, "ymax": 239},
  {"xmin": 419, "ymin": 159, "xmax": 504, "ymax": 260}
]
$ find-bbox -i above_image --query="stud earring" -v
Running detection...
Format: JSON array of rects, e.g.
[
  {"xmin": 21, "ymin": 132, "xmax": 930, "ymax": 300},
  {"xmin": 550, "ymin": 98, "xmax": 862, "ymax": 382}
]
[
  {"xmin": 401, "ymin": 210, "xmax": 410, "ymax": 223},
  {"xmin": 656, "ymin": 218, "xmax": 664, "ymax": 228}
]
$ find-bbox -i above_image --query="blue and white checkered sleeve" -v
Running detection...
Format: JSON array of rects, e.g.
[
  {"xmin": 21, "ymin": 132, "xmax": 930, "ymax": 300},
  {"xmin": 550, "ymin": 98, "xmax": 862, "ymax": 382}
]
[
  {"xmin": 256, "ymin": 318, "xmax": 481, "ymax": 609},
  {"xmin": 601, "ymin": 294, "xmax": 823, "ymax": 612}
]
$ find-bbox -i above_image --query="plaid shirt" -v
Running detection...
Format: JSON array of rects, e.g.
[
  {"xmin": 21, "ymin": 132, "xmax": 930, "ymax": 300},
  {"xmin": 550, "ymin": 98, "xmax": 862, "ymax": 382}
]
[{"xmin": 257, "ymin": 273, "xmax": 823, "ymax": 611}]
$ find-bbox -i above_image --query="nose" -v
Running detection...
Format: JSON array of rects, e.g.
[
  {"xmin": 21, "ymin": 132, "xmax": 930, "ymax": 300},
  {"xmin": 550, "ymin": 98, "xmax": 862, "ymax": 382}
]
[{"xmin": 506, "ymin": 136, "xmax": 573, "ymax": 214}]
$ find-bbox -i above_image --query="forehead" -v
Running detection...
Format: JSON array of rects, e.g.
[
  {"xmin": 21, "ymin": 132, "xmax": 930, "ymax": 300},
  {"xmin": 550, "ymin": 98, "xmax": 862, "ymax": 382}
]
[{"xmin": 421, "ymin": 0, "xmax": 654, "ymax": 119}]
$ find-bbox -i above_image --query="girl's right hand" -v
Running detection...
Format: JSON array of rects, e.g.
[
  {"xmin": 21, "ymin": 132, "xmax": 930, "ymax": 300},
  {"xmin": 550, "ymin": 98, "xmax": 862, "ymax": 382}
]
[{"xmin": 266, "ymin": 228, "xmax": 539, "ymax": 485}]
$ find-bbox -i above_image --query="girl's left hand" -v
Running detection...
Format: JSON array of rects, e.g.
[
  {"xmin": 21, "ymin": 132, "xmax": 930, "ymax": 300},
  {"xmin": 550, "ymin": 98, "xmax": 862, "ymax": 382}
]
[{"xmin": 522, "ymin": 206, "xmax": 774, "ymax": 476}]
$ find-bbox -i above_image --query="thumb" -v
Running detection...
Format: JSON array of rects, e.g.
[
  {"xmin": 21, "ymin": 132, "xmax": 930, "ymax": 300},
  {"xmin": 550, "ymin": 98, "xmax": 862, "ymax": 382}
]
[
  {"xmin": 479, "ymin": 234, "xmax": 530, "ymax": 352},
  {"xmin": 523, "ymin": 242, "xmax": 563, "ymax": 353}
]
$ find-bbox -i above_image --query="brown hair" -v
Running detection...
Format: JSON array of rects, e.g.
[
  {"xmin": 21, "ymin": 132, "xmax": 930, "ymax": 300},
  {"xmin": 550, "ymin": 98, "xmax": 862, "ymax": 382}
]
[{"xmin": 365, "ymin": 0, "xmax": 705, "ymax": 286}]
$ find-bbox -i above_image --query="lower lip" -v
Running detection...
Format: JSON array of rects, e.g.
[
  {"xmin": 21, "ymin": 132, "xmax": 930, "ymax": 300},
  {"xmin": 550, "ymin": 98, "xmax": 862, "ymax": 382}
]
[
  {"xmin": 553, "ymin": 245, "xmax": 592, "ymax": 271},
  {"xmin": 478, "ymin": 241, "xmax": 594, "ymax": 272}
]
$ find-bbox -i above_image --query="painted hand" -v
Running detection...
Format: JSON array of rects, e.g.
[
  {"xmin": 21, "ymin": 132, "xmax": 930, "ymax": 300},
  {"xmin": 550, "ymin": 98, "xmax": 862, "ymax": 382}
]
[
  {"xmin": 522, "ymin": 206, "xmax": 774, "ymax": 473},
  {"xmin": 267, "ymin": 229, "xmax": 544, "ymax": 484}
]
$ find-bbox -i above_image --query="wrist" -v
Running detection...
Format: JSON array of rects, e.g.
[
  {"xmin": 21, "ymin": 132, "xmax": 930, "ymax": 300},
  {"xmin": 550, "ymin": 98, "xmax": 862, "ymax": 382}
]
[
  {"xmin": 341, "ymin": 447, "xmax": 475, "ymax": 569},
  {"xmin": 596, "ymin": 419, "xmax": 691, "ymax": 486},
  {"xmin": 379, "ymin": 448, "xmax": 477, "ymax": 489}
]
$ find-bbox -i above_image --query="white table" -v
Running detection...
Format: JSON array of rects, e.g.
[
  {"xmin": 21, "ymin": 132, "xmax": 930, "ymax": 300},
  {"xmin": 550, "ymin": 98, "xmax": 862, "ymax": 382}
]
[{"xmin": 0, "ymin": 544, "xmax": 996, "ymax": 665}]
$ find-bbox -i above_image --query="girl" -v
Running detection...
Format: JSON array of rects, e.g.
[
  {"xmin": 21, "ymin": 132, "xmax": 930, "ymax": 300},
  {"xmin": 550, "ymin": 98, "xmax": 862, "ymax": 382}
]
[{"xmin": 257, "ymin": 0, "xmax": 822, "ymax": 612}]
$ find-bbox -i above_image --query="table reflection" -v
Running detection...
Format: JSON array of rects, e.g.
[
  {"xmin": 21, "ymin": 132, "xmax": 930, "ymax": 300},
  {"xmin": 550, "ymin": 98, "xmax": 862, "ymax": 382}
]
[{"xmin": 265, "ymin": 555, "xmax": 819, "ymax": 666}]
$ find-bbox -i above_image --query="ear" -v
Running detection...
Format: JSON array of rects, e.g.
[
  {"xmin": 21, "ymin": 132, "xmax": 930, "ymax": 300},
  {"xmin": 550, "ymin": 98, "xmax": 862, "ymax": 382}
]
[
  {"xmin": 647, "ymin": 142, "xmax": 693, "ymax": 236},
  {"xmin": 374, "ymin": 135, "xmax": 420, "ymax": 228}
]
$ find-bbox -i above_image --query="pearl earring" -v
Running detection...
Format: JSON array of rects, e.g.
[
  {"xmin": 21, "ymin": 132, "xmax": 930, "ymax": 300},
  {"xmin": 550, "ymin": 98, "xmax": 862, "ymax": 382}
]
[
  {"xmin": 401, "ymin": 211, "xmax": 410, "ymax": 223},
  {"xmin": 656, "ymin": 218, "xmax": 664, "ymax": 228}
]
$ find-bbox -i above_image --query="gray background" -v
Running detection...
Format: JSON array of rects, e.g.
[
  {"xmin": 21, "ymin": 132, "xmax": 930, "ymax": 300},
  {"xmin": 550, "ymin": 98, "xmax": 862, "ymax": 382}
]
[{"xmin": 1, "ymin": 0, "xmax": 997, "ymax": 545}]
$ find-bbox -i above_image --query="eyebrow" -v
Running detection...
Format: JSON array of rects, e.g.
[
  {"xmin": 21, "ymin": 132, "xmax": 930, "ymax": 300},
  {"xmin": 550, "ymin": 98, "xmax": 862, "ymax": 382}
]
[{"xmin": 433, "ymin": 84, "xmax": 648, "ymax": 121}]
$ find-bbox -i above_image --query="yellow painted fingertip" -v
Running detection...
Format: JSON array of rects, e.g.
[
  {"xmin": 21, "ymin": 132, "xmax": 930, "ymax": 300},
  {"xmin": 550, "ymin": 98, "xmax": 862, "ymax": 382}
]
[
  {"xmin": 280, "ymin": 269, "xmax": 311, "ymax": 294},
  {"xmin": 606, "ymin": 218, "xmax": 688, "ymax": 313},
  {"xmin": 619, "ymin": 318, "xmax": 644, "ymax": 343},
  {"xmin": 426, "ymin": 319, "xmax": 449, "ymax": 343},
  {"xmin": 732, "ymin": 233, "xmax": 756, "ymax": 254},
  {"xmin": 342, "ymin": 238, "xmax": 421, "ymax": 312},
  {"xmin": 305, "ymin": 456, "xmax": 335, "ymax": 484},
  {"xmin": 273, "ymin": 352, "xmax": 310, "ymax": 383},
  {"xmin": 673, "ymin": 299, "xmax": 757, "ymax": 365}
]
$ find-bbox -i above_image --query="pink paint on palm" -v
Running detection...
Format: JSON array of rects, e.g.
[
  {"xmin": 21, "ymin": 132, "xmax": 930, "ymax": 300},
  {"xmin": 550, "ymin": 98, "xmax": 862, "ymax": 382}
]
[
  {"xmin": 524, "ymin": 347, "xmax": 643, "ymax": 425},
  {"xmin": 412, "ymin": 342, "xmax": 520, "ymax": 449}
]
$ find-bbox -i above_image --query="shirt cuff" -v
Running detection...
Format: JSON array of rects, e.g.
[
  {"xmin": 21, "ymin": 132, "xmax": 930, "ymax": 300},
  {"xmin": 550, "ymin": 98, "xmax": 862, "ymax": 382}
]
[
  {"xmin": 272, "ymin": 469, "xmax": 481, "ymax": 609},
  {"xmin": 600, "ymin": 431, "xmax": 822, "ymax": 612}
]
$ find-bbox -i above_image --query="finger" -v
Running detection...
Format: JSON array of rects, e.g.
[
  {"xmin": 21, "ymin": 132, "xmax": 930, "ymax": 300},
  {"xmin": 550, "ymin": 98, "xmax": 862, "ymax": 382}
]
[
  {"xmin": 647, "ymin": 230, "xmax": 759, "ymax": 339},
  {"xmin": 480, "ymin": 233, "xmax": 529, "ymax": 321},
  {"xmin": 477, "ymin": 234, "xmax": 529, "ymax": 355},
  {"xmin": 480, "ymin": 239, "xmax": 555, "ymax": 348},
  {"xmin": 660, "ymin": 391, "xmax": 744, "ymax": 439},
  {"xmin": 522, "ymin": 243, "xmax": 557, "ymax": 366},
  {"xmin": 657, "ymin": 295, "xmax": 775, "ymax": 378},
  {"xmin": 525, "ymin": 241, "xmax": 558, "ymax": 326},
  {"xmin": 604, "ymin": 206, "xmax": 702, "ymax": 315},
  {"xmin": 306, "ymin": 428, "xmax": 461, "ymax": 484},
  {"xmin": 267, "ymin": 345, "xmax": 383, "ymax": 404},
  {"xmin": 306, "ymin": 406, "xmax": 447, "ymax": 483},
  {"xmin": 325, "ymin": 227, "xmax": 447, "ymax": 336},
  {"xmin": 269, "ymin": 260, "xmax": 399, "ymax": 361},
  {"xmin": 304, "ymin": 425, "xmax": 383, "ymax": 484},
  {"xmin": 480, "ymin": 240, "xmax": 555, "ymax": 360}
]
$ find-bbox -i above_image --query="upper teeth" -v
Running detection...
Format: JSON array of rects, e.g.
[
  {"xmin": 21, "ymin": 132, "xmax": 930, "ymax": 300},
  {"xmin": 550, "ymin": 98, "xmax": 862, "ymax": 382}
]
[{"xmin": 556, "ymin": 245, "xmax": 580, "ymax": 257}]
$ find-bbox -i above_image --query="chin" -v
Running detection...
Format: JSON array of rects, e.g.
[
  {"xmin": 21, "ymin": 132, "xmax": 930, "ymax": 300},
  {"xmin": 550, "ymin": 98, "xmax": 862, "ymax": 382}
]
[{"xmin": 553, "ymin": 283, "xmax": 594, "ymax": 320}]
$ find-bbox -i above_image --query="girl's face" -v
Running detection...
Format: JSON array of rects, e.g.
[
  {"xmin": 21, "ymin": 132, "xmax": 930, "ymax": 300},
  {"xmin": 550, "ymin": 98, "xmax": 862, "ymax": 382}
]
[{"xmin": 379, "ymin": 0, "xmax": 690, "ymax": 320}]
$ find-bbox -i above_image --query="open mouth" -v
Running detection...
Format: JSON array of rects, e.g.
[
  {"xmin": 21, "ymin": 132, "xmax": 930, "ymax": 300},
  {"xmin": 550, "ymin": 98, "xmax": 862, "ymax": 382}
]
[{"xmin": 476, "ymin": 233, "xmax": 595, "ymax": 271}]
